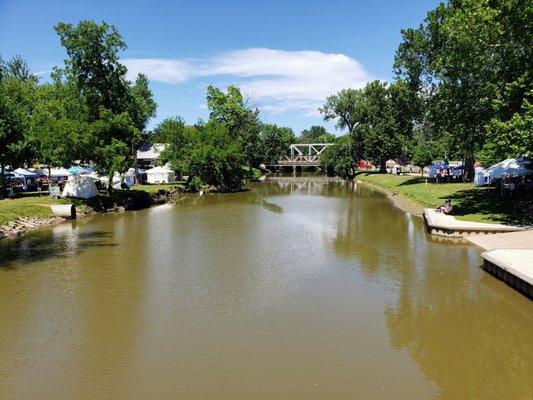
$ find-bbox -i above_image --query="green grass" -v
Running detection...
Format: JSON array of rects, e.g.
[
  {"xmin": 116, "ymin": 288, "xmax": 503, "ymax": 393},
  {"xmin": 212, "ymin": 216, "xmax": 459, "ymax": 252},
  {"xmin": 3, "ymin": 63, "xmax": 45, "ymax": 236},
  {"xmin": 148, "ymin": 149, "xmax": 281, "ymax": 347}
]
[
  {"xmin": 0, "ymin": 195, "xmax": 76, "ymax": 226},
  {"xmin": 0, "ymin": 185, "xmax": 179, "ymax": 226},
  {"xmin": 132, "ymin": 183, "xmax": 183, "ymax": 194},
  {"xmin": 356, "ymin": 172, "xmax": 532, "ymax": 226}
]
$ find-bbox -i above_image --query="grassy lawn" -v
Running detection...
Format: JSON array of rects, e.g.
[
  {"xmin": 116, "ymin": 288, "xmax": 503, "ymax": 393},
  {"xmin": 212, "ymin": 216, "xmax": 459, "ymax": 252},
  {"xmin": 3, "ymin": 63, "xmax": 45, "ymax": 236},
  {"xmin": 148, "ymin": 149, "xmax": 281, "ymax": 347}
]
[
  {"xmin": 0, "ymin": 185, "xmax": 178, "ymax": 226},
  {"xmin": 131, "ymin": 183, "xmax": 183, "ymax": 194},
  {"xmin": 0, "ymin": 194, "xmax": 76, "ymax": 226},
  {"xmin": 356, "ymin": 172, "xmax": 532, "ymax": 226}
]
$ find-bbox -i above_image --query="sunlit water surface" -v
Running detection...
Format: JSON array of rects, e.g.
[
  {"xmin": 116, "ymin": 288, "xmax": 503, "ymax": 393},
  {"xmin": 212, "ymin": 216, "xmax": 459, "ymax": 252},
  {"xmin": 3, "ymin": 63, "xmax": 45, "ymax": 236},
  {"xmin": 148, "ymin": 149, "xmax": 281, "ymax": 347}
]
[{"xmin": 0, "ymin": 177, "xmax": 532, "ymax": 399}]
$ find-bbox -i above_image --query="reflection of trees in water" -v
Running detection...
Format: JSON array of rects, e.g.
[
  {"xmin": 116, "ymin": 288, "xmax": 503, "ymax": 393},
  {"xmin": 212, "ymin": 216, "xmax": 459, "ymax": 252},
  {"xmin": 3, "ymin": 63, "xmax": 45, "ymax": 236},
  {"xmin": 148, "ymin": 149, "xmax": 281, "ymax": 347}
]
[
  {"xmin": 328, "ymin": 183, "xmax": 533, "ymax": 398},
  {"xmin": 385, "ymin": 247, "xmax": 533, "ymax": 399},
  {"xmin": 330, "ymin": 183, "xmax": 412, "ymax": 277}
]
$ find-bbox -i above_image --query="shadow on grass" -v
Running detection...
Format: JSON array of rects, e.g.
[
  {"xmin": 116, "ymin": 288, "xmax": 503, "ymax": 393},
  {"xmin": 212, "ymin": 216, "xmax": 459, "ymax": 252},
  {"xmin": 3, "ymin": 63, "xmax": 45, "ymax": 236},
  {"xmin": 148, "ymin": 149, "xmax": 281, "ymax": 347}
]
[
  {"xmin": 0, "ymin": 230, "xmax": 117, "ymax": 270},
  {"xmin": 447, "ymin": 188, "xmax": 533, "ymax": 226}
]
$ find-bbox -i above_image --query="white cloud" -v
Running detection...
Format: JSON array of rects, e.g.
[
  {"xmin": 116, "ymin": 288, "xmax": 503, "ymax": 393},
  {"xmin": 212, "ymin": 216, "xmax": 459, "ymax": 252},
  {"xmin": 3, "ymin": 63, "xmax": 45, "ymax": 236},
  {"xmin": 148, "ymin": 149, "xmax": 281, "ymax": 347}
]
[{"xmin": 123, "ymin": 48, "xmax": 375, "ymax": 114}]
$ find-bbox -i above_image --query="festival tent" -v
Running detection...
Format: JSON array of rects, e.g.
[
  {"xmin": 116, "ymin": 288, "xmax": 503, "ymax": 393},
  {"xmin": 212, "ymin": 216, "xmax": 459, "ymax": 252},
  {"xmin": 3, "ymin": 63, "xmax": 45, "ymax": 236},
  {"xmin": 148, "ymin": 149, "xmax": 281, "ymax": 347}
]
[
  {"xmin": 61, "ymin": 175, "xmax": 99, "ymax": 199},
  {"xmin": 14, "ymin": 168, "xmax": 38, "ymax": 178},
  {"xmin": 428, "ymin": 163, "xmax": 449, "ymax": 178},
  {"xmin": 111, "ymin": 170, "xmax": 136, "ymax": 190},
  {"xmin": 68, "ymin": 165, "xmax": 94, "ymax": 175},
  {"xmin": 49, "ymin": 168, "xmax": 72, "ymax": 178},
  {"xmin": 146, "ymin": 165, "xmax": 175, "ymax": 184},
  {"xmin": 29, "ymin": 168, "xmax": 47, "ymax": 177},
  {"xmin": 476, "ymin": 157, "xmax": 533, "ymax": 185}
]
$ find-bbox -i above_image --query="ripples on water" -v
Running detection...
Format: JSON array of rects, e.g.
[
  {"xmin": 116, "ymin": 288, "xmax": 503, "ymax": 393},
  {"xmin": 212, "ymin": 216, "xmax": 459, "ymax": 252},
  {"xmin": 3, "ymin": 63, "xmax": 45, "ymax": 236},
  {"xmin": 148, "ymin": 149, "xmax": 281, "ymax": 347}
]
[{"xmin": 0, "ymin": 176, "xmax": 531, "ymax": 400}]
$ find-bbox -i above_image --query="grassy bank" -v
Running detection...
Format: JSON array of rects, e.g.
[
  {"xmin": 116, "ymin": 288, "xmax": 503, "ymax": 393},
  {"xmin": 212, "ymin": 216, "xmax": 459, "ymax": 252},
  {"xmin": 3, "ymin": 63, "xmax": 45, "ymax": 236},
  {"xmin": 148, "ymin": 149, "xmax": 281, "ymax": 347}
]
[
  {"xmin": 356, "ymin": 172, "xmax": 532, "ymax": 226},
  {"xmin": 0, "ymin": 185, "xmax": 177, "ymax": 227}
]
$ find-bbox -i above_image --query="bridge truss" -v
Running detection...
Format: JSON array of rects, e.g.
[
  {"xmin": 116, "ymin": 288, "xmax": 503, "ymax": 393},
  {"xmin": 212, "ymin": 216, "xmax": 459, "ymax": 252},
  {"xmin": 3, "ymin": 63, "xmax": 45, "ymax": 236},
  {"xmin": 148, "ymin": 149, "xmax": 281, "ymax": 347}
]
[{"xmin": 269, "ymin": 143, "xmax": 333, "ymax": 167}]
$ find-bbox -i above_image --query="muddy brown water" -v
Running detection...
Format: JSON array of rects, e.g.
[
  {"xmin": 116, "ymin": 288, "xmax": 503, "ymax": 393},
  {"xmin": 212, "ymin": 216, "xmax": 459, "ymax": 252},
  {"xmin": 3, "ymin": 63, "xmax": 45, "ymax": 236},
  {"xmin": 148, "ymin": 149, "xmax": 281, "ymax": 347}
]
[{"xmin": 0, "ymin": 177, "xmax": 532, "ymax": 399}]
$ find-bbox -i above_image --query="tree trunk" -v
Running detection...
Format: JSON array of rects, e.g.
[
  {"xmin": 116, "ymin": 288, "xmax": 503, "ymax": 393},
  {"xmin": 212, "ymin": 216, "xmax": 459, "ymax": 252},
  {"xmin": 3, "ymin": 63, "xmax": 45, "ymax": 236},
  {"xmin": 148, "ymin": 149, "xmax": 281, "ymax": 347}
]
[
  {"xmin": 48, "ymin": 165, "xmax": 52, "ymax": 187},
  {"xmin": 379, "ymin": 159, "xmax": 387, "ymax": 173},
  {"xmin": 464, "ymin": 151, "xmax": 475, "ymax": 182},
  {"xmin": 0, "ymin": 162, "xmax": 6, "ymax": 198},
  {"xmin": 107, "ymin": 172, "xmax": 114, "ymax": 195}
]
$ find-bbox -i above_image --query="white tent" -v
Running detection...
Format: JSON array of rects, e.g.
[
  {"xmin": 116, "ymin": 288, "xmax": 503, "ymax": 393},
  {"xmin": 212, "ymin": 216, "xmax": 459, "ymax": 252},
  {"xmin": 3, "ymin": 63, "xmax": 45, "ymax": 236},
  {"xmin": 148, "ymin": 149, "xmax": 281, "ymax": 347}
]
[
  {"xmin": 478, "ymin": 157, "xmax": 532, "ymax": 185},
  {"xmin": 50, "ymin": 168, "xmax": 72, "ymax": 178},
  {"xmin": 146, "ymin": 165, "xmax": 175, "ymax": 184},
  {"xmin": 62, "ymin": 175, "xmax": 99, "ymax": 199},
  {"xmin": 29, "ymin": 168, "xmax": 47, "ymax": 177},
  {"xmin": 112, "ymin": 170, "xmax": 136, "ymax": 190},
  {"xmin": 14, "ymin": 168, "xmax": 37, "ymax": 178}
]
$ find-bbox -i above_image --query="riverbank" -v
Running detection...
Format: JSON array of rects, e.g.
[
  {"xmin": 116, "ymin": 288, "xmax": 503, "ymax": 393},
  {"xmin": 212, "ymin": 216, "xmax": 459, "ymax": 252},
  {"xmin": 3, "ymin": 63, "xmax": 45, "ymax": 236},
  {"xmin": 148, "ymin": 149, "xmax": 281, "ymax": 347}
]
[
  {"xmin": 355, "ymin": 172, "xmax": 532, "ymax": 226},
  {"xmin": 0, "ymin": 184, "xmax": 183, "ymax": 240}
]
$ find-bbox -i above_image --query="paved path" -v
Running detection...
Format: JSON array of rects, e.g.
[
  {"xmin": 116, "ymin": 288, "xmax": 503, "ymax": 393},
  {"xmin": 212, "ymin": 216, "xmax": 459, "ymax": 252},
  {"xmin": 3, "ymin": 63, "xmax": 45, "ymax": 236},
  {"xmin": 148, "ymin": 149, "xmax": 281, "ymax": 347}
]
[
  {"xmin": 466, "ymin": 230, "xmax": 533, "ymax": 250},
  {"xmin": 481, "ymin": 249, "xmax": 533, "ymax": 286},
  {"xmin": 423, "ymin": 208, "xmax": 523, "ymax": 237}
]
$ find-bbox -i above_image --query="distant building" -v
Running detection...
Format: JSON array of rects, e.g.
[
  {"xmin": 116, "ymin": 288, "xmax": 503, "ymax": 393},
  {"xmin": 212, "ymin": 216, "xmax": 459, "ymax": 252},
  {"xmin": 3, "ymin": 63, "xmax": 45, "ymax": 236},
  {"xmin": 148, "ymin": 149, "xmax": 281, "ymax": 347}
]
[{"xmin": 136, "ymin": 143, "xmax": 166, "ymax": 168}]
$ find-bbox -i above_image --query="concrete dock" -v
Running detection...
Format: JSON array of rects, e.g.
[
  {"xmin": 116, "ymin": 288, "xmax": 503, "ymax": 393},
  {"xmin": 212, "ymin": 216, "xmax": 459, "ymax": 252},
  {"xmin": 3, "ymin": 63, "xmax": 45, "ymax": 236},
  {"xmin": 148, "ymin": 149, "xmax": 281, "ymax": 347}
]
[
  {"xmin": 466, "ymin": 230, "xmax": 533, "ymax": 299},
  {"xmin": 423, "ymin": 208, "xmax": 523, "ymax": 237}
]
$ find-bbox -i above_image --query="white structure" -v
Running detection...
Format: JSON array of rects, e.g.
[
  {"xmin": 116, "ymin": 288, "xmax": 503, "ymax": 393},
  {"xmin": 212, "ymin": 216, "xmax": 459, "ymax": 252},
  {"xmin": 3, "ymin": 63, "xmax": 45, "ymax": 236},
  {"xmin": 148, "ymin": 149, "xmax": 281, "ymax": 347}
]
[
  {"xmin": 146, "ymin": 165, "xmax": 175, "ymax": 184},
  {"xmin": 49, "ymin": 168, "xmax": 72, "ymax": 178},
  {"xmin": 62, "ymin": 175, "xmax": 99, "ymax": 199},
  {"xmin": 475, "ymin": 157, "xmax": 532, "ymax": 186},
  {"xmin": 137, "ymin": 143, "xmax": 166, "ymax": 167},
  {"xmin": 13, "ymin": 168, "xmax": 37, "ymax": 178},
  {"xmin": 111, "ymin": 170, "xmax": 136, "ymax": 189}
]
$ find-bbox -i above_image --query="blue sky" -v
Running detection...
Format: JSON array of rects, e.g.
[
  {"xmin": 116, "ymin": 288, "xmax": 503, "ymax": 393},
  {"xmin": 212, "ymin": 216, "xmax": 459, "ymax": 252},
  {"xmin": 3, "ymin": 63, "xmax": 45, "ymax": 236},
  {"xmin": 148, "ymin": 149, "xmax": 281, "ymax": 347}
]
[{"xmin": 0, "ymin": 0, "xmax": 439, "ymax": 134}]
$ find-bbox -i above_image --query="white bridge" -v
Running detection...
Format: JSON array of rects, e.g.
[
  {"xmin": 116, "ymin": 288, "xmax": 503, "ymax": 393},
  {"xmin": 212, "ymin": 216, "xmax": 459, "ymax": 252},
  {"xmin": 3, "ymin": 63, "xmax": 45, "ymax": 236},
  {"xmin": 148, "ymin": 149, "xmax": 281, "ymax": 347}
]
[{"xmin": 269, "ymin": 143, "xmax": 333, "ymax": 167}]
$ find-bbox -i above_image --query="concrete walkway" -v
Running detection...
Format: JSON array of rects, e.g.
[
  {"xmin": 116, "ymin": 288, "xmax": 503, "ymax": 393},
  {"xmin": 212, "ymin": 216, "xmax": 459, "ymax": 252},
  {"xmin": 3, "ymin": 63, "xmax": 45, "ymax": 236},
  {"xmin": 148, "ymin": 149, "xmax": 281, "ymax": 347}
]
[
  {"xmin": 466, "ymin": 230, "xmax": 533, "ymax": 250},
  {"xmin": 423, "ymin": 208, "xmax": 523, "ymax": 237}
]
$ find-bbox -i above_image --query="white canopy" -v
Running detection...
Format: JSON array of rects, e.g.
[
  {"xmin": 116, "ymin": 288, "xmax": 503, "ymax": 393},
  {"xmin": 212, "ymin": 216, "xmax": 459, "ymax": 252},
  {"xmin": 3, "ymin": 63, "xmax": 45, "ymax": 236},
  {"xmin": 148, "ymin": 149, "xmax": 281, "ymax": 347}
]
[
  {"xmin": 62, "ymin": 175, "xmax": 99, "ymax": 199},
  {"xmin": 29, "ymin": 168, "xmax": 47, "ymax": 177},
  {"xmin": 14, "ymin": 168, "xmax": 37, "ymax": 177},
  {"xmin": 482, "ymin": 157, "xmax": 532, "ymax": 183},
  {"xmin": 146, "ymin": 165, "xmax": 175, "ymax": 184},
  {"xmin": 50, "ymin": 167, "xmax": 72, "ymax": 178}
]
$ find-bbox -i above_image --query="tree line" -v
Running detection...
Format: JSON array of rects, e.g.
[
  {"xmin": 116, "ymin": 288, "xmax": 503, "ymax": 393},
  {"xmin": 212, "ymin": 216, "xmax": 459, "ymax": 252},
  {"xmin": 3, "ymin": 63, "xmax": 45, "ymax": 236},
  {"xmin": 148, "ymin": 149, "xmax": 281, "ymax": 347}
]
[
  {"xmin": 0, "ymin": 20, "xmax": 337, "ymax": 195},
  {"xmin": 319, "ymin": 0, "xmax": 532, "ymax": 180}
]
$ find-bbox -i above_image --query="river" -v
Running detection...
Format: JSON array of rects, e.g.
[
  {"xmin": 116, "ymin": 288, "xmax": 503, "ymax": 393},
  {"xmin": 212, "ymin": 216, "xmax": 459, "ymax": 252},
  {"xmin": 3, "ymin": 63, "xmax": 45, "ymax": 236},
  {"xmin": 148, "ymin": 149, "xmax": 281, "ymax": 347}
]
[{"xmin": 0, "ymin": 177, "xmax": 531, "ymax": 399}]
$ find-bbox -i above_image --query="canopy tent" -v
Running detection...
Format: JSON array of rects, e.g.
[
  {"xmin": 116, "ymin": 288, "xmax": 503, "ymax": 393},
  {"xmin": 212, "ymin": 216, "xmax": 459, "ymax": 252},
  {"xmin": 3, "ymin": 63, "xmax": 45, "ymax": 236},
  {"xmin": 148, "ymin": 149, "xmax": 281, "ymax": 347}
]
[
  {"xmin": 13, "ymin": 168, "xmax": 38, "ymax": 178},
  {"xmin": 428, "ymin": 163, "xmax": 449, "ymax": 178},
  {"xmin": 28, "ymin": 168, "xmax": 47, "ymax": 177},
  {"xmin": 68, "ymin": 165, "xmax": 94, "ymax": 175},
  {"xmin": 49, "ymin": 168, "xmax": 72, "ymax": 178},
  {"xmin": 475, "ymin": 157, "xmax": 533, "ymax": 186},
  {"xmin": 62, "ymin": 175, "xmax": 99, "ymax": 199},
  {"xmin": 112, "ymin": 170, "xmax": 136, "ymax": 190},
  {"xmin": 146, "ymin": 165, "xmax": 175, "ymax": 184}
]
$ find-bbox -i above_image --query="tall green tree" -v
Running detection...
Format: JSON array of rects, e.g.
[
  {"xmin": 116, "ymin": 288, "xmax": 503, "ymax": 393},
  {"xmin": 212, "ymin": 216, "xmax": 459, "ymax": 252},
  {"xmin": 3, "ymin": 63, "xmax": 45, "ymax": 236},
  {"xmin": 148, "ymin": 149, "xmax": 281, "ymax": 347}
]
[
  {"xmin": 0, "ymin": 55, "xmax": 38, "ymax": 195},
  {"xmin": 298, "ymin": 125, "xmax": 336, "ymax": 143},
  {"xmin": 319, "ymin": 88, "xmax": 366, "ymax": 160},
  {"xmin": 259, "ymin": 124, "xmax": 296, "ymax": 164},
  {"xmin": 207, "ymin": 85, "xmax": 262, "ymax": 166},
  {"xmin": 55, "ymin": 20, "xmax": 154, "ymax": 193},
  {"xmin": 395, "ymin": 0, "xmax": 532, "ymax": 177}
]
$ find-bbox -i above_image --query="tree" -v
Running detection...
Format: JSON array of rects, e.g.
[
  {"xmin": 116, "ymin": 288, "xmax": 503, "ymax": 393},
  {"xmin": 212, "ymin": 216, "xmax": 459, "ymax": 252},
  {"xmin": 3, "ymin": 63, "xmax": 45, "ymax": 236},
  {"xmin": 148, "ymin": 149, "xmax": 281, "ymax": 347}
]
[
  {"xmin": 394, "ymin": 0, "xmax": 532, "ymax": 179},
  {"xmin": 30, "ymin": 72, "xmax": 88, "ymax": 179},
  {"xmin": 206, "ymin": 85, "xmax": 261, "ymax": 166},
  {"xmin": 320, "ymin": 135, "xmax": 355, "ymax": 179},
  {"xmin": 298, "ymin": 125, "xmax": 336, "ymax": 143},
  {"xmin": 411, "ymin": 141, "xmax": 434, "ymax": 176},
  {"xmin": 259, "ymin": 124, "xmax": 295, "ymax": 164},
  {"xmin": 0, "ymin": 55, "xmax": 38, "ymax": 196},
  {"xmin": 319, "ymin": 88, "xmax": 366, "ymax": 160},
  {"xmin": 157, "ymin": 117, "xmax": 199, "ymax": 178},
  {"xmin": 55, "ymin": 20, "xmax": 152, "ymax": 193}
]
